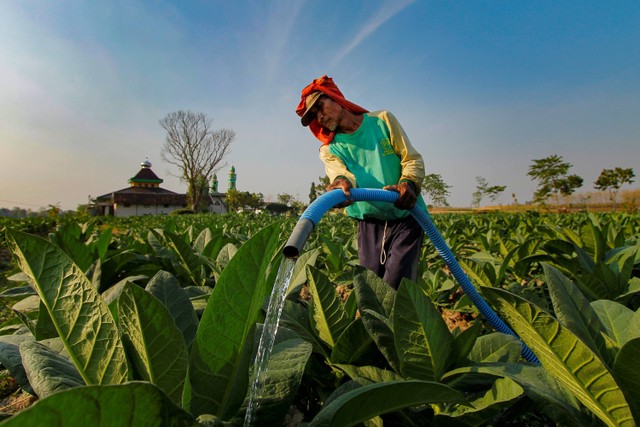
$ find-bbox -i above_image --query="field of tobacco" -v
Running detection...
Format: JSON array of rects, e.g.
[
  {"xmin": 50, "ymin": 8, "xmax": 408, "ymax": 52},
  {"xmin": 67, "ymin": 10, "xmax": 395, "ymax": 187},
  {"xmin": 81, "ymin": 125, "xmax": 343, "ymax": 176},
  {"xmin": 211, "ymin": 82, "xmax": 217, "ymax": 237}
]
[{"xmin": 0, "ymin": 210, "xmax": 638, "ymax": 426}]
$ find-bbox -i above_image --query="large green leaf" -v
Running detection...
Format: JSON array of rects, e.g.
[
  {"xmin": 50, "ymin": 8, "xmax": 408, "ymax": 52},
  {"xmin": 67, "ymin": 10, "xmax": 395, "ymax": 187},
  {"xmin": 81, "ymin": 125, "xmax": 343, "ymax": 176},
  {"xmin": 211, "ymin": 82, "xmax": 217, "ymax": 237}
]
[
  {"xmin": 394, "ymin": 281, "xmax": 453, "ymax": 381},
  {"xmin": 243, "ymin": 338, "xmax": 312, "ymax": 426},
  {"xmin": 334, "ymin": 364, "xmax": 405, "ymax": 384},
  {"xmin": 307, "ymin": 266, "xmax": 351, "ymax": 348},
  {"xmin": 358, "ymin": 308, "xmax": 399, "ymax": 372},
  {"xmin": 0, "ymin": 382, "xmax": 195, "ymax": 427},
  {"xmin": 467, "ymin": 332, "xmax": 521, "ymax": 363},
  {"xmin": 280, "ymin": 299, "xmax": 329, "ymax": 357},
  {"xmin": 145, "ymin": 270, "xmax": 199, "ymax": 347},
  {"xmin": 164, "ymin": 230, "xmax": 208, "ymax": 287},
  {"xmin": 6, "ymin": 229, "xmax": 128, "ymax": 385},
  {"xmin": 287, "ymin": 248, "xmax": 320, "ymax": 293},
  {"xmin": 353, "ymin": 267, "xmax": 396, "ymax": 318},
  {"xmin": 543, "ymin": 264, "xmax": 610, "ymax": 360},
  {"xmin": 482, "ymin": 286, "xmax": 635, "ymax": 427},
  {"xmin": 20, "ymin": 340, "xmax": 84, "ymax": 398},
  {"xmin": 444, "ymin": 363, "xmax": 588, "ymax": 425},
  {"xmin": 330, "ymin": 318, "xmax": 377, "ymax": 365},
  {"xmin": 437, "ymin": 377, "xmax": 523, "ymax": 425},
  {"xmin": 185, "ymin": 222, "xmax": 282, "ymax": 419},
  {"xmin": 50, "ymin": 222, "xmax": 94, "ymax": 273},
  {"xmin": 613, "ymin": 338, "xmax": 640, "ymax": 423},
  {"xmin": 0, "ymin": 334, "xmax": 35, "ymax": 394},
  {"xmin": 309, "ymin": 380, "xmax": 467, "ymax": 427},
  {"xmin": 119, "ymin": 282, "xmax": 189, "ymax": 405},
  {"xmin": 591, "ymin": 299, "xmax": 635, "ymax": 348}
]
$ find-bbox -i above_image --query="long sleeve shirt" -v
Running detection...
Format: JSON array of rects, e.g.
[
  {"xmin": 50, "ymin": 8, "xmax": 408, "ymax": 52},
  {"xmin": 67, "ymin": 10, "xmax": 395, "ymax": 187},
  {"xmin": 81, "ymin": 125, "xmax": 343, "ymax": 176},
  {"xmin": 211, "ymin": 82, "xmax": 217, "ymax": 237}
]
[{"xmin": 319, "ymin": 110, "xmax": 426, "ymax": 220}]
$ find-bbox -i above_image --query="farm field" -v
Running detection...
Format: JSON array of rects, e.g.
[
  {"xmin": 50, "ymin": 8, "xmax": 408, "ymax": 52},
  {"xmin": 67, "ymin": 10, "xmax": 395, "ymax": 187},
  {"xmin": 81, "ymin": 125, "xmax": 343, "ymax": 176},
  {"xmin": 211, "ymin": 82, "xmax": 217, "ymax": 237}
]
[{"xmin": 0, "ymin": 210, "xmax": 638, "ymax": 426}]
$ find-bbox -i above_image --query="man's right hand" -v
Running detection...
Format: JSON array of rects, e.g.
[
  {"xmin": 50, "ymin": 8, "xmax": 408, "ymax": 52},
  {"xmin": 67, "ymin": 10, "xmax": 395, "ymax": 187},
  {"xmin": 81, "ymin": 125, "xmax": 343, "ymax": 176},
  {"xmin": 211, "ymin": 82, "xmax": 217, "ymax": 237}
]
[{"xmin": 326, "ymin": 177, "xmax": 353, "ymax": 208}]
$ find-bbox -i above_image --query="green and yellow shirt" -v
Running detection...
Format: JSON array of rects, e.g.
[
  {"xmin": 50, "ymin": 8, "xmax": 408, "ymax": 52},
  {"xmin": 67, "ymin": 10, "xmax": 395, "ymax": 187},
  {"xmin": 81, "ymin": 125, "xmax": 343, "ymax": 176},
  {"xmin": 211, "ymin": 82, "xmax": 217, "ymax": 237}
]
[{"xmin": 319, "ymin": 110, "xmax": 426, "ymax": 220}]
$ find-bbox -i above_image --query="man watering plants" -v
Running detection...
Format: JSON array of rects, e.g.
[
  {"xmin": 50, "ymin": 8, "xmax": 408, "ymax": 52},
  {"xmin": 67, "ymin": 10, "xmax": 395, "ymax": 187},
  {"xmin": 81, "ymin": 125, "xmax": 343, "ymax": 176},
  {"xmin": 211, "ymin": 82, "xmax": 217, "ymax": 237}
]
[{"xmin": 296, "ymin": 75, "xmax": 427, "ymax": 290}]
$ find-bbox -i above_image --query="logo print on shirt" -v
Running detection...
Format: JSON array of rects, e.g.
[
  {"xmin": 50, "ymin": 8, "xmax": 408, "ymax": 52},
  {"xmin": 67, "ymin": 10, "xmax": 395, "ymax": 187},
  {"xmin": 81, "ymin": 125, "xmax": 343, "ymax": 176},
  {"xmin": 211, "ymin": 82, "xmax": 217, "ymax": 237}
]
[{"xmin": 380, "ymin": 138, "xmax": 394, "ymax": 156}]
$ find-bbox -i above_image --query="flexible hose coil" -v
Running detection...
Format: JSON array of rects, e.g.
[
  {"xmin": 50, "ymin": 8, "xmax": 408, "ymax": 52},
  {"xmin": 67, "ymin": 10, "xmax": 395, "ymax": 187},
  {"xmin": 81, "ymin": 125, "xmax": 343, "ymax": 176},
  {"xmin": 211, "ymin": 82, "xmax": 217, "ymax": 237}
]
[{"xmin": 285, "ymin": 188, "xmax": 539, "ymax": 363}]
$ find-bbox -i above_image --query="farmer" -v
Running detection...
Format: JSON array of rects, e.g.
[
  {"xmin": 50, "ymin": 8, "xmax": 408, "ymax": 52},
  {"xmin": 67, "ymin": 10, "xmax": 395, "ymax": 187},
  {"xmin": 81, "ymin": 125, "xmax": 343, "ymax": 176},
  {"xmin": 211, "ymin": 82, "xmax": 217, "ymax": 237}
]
[{"xmin": 296, "ymin": 75, "xmax": 427, "ymax": 289}]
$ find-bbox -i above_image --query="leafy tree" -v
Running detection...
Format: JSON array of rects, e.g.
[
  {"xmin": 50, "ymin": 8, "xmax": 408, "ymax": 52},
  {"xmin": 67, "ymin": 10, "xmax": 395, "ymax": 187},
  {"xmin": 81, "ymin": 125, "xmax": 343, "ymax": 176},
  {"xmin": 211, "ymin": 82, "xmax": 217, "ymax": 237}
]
[
  {"xmin": 309, "ymin": 176, "xmax": 331, "ymax": 203},
  {"xmin": 246, "ymin": 192, "xmax": 265, "ymax": 210},
  {"xmin": 471, "ymin": 176, "xmax": 506, "ymax": 208},
  {"xmin": 276, "ymin": 193, "xmax": 304, "ymax": 214},
  {"xmin": 225, "ymin": 190, "xmax": 264, "ymax": 211},
  {"xmin": 308, "ymin": 183, "xmax": 318, "ymax": 203},
  {"xmin": 160, "ymin": 110, "xmax": 235, "ymax": 211},
  {"xmin": 277, "ymin": 193, "xmax": 293, "ymax": 206},
  {"xmin": 527, "ymin": 155, "xmax": 583, "ymax": 206},
  {"xmin": 421, "ymin": 173, "xmax": 451, "ymax": 207},
  {"xmin": 594, "ymin": 167, "xmax": 635, "ymax": 208},
  {"xmin": 47, "ymin": 204, "xmax": 61, "ymax": 220}
]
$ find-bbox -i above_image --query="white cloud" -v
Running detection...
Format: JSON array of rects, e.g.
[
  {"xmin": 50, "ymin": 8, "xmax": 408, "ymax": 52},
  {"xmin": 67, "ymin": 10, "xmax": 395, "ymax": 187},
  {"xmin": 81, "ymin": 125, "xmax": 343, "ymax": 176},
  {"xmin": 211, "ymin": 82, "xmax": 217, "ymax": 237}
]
[{"xmin": 330, "ymin": 0, "xmax": 417, "ymax": 67}]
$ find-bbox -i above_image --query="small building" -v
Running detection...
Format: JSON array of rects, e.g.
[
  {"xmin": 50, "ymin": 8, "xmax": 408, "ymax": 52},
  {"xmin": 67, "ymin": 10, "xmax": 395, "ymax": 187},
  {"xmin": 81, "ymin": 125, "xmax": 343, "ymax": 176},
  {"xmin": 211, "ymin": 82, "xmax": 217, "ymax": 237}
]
[
  {"xmin": 208, "ymin": 173, "xmax": 227, "ymax": 214},
  {"xmin": 93, "ymin": 159, "xmax": 231, "ymax": 216},
  {"xmin": 93, "ymin": 159, "xmax": 188, "ymax": 217}
]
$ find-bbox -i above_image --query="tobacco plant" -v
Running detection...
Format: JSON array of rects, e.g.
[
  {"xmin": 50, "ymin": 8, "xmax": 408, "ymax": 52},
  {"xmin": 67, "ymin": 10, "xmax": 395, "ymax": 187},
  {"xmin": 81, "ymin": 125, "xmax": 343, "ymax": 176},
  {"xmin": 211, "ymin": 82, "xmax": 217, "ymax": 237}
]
[{"xmin": 0, "ymin": 212, "xmax": 638, "ymax": 426}]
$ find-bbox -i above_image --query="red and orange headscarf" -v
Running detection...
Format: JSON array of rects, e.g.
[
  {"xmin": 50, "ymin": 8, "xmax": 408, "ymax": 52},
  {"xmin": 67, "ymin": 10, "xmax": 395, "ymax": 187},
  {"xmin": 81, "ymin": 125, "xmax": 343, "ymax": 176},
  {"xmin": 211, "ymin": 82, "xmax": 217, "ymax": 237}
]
[{"xmin": 296, "ymin": 75, "xmax": 368, "ymax": 145}]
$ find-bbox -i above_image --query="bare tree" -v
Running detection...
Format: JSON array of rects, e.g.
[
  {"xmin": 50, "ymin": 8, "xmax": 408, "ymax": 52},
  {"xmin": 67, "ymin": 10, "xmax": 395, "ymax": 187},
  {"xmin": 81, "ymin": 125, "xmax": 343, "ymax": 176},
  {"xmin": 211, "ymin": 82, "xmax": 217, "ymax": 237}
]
[{"xmin": 160, "ymin": 110, "xmax": 235, "ymax": 211}]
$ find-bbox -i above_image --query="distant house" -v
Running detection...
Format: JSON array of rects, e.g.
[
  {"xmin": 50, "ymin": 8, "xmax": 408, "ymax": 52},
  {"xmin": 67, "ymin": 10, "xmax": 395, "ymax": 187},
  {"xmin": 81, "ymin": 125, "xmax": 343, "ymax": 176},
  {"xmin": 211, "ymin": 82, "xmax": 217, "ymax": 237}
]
[{"xmin": 93, "ymin": 159, "xmax": 187, "ymax": 216}]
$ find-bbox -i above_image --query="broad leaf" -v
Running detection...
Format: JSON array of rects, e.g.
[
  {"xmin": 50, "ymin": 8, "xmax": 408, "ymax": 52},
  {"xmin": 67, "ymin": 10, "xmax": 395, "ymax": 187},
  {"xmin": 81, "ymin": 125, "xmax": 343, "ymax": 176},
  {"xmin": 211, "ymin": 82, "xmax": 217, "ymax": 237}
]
[
  {"xmin": 353, "ymin": 267, "xmax": 396, "ymax": 317},
  {"xmin": 243, "ymin": 338, "xmax": 312, "ymax": 426},
  {"xmin": 0, "ymin": 334, "xmax": 35, "ymax": 394},
  {"xmin": 6, "ymin": 229, "xmax": 128, "ymax": 385},
  {"xmin": 0, "ymin": 382, "xmax": 195, "ymax": 426},
  {"xmin": 394, "ymin": 281, "xmax": 453, "ymax": 381},
  {"xmin": 20, "ymin": 340, "xmax": 84, "ymax": 398},
  {"xmin": 309, "ymin": 380, "xmax": 467, "ymax": 427},
  {"xmin": 287, "ymin": 248, "xmax": 320, "ymax": 293},
  {"xmin": 334, "ymin": 364, "xmax": 405, "ymax": 384},
  {"xmin": 543, "ymin": 264, "xmax": 610, "ymax": 361},
  {"xmin": 483, "ymin": 286, "xmax": 635, "ymax": 427},
  {"xmin": 613, "ymin": 338, "xmax": 640, "ymax": 424},
  {"xmin": 119, "ymin": 282, "xmax": 189, "ymax": 405},
  {"xmin": 145, "ymin": 270, "xmax": 199, "ymax": 347},
  {"xmin": 444, "ymin": 363, "xmax": 588, "ymax": 425},
  {"xmin": 330, "ymin": 318, "xmax": 377, "ymax": 365},
  {"xmin": 359, "ymin": 308, "xmax": 399, "ymax": 372},
  {"xmin": 591, "ymin": 299, "xmax": 634, "ymax": 348},
  {"xmin": 437, "ymin": 377, "xmax": 523, "ymax": 424},
  {"xmin": 307, "ymin": 266, "xmax": 351, "ymax": 348},
  {"xmin": 467, "ymin": 332, "xmax": 521, "ymax": 363},
  {"xmin": 185, "ymin": 222, "xmax": 282, "ymax": 418}
]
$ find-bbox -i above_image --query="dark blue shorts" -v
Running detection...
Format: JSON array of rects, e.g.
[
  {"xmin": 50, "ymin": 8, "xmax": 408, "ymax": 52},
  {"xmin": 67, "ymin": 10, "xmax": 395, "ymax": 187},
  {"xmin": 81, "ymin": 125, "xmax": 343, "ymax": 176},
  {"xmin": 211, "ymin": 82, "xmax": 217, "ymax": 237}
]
[{"xmin": 357, "ymin": 215, "xmax": 423, "ymax": 290}]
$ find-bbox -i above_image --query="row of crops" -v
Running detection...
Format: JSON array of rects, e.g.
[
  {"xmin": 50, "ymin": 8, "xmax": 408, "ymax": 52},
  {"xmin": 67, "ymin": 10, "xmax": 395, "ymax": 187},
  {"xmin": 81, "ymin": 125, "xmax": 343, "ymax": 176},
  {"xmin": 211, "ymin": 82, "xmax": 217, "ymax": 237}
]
[{"xmin": 0, "ymin": 210, "xmax": 638, "ymax": 426}]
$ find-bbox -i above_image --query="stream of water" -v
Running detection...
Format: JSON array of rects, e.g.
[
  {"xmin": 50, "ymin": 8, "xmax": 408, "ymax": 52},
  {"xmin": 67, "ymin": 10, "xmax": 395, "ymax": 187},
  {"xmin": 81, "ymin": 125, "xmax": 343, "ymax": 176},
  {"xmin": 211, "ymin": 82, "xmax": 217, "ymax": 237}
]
[{"xmin": 243, "ymin": 257, "xmax": 297, "ymax": 426}]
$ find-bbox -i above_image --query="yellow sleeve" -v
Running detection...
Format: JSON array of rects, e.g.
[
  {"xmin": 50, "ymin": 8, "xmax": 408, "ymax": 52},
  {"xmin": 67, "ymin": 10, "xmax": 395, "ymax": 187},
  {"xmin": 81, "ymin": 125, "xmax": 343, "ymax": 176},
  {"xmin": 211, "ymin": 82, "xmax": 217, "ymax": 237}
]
[
  {"xmin": 376, "ymin": 111, "xmax": 425, "ymax": 192},
  {"xmin": 319, "ymin": 145, "xmax": 357, "ymax": 187}
]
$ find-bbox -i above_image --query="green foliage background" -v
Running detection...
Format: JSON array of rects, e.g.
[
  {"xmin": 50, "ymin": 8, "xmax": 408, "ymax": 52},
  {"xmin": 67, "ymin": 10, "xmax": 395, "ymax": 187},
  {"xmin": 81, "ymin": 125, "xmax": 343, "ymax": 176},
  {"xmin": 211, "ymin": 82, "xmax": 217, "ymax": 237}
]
[{"xmin": 0, "ymin": 210, "xmax": 638, "ymax": 426}]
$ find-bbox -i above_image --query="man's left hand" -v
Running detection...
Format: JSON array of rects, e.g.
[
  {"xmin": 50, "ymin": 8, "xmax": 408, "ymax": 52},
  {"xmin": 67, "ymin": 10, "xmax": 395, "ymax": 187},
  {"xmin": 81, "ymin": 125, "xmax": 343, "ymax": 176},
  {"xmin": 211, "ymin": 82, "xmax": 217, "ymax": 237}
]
[{"xmin": 384, "ymin": 181, "xmax": 417, "ymax": 210}]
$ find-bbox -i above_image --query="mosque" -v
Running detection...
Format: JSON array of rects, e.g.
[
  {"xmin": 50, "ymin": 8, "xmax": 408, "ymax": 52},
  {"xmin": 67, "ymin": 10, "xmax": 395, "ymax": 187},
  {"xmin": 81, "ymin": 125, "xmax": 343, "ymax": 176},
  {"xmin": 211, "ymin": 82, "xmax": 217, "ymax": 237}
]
[{"xmin": 92, "ymin": 158, "xmax": 234, "ymax": 217}]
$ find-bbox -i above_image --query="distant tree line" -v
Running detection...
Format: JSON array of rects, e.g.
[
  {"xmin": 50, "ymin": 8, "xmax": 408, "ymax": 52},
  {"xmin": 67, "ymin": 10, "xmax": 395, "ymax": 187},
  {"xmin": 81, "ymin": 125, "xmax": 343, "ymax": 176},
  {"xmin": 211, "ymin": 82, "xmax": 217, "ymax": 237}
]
[
  {"xmin": 305, "ymin": 154, "xmax": 635, "ymax": 209},
  {"xmin": 157, "ymin": 110, "xmax": 634, "ymax": 213}
]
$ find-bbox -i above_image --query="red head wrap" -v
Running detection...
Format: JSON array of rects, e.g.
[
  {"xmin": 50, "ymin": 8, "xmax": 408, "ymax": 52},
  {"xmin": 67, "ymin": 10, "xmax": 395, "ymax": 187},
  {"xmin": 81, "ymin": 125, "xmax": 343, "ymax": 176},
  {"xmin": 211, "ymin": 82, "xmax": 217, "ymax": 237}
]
[{"xmin": 296, "ymin": 75, "xmax": 368, "ymax": 145}]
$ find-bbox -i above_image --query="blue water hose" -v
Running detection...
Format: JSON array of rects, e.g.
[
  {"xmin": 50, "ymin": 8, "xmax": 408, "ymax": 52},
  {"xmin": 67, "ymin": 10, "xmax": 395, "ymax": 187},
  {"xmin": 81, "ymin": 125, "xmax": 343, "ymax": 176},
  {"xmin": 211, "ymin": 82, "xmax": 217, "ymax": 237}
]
[{"xmin": 284, "ymin": 188, "xmax": 539, "ymax": 364}]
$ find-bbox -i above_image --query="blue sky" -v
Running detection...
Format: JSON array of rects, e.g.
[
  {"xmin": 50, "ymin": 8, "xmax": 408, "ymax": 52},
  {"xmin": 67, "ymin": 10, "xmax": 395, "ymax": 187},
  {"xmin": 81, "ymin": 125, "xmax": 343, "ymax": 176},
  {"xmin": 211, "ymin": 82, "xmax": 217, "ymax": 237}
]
[{"xmin": 1, "ymin": 1, "xmax": 639, "ymax": 210}]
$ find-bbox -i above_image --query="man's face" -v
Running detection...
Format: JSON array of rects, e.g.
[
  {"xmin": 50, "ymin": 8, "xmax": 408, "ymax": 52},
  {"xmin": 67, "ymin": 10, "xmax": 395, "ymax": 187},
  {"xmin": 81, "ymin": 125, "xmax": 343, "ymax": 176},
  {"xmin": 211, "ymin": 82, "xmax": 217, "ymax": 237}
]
[{"xmin": 310, "ymin": 96, "xmax": 343, "ymax": 131}]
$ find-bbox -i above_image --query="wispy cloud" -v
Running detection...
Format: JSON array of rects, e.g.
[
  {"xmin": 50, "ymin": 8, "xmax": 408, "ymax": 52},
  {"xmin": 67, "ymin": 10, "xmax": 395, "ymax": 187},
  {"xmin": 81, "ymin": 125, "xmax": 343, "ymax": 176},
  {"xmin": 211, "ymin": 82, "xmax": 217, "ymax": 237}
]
[
  {"xmin": 262, "ymin": 0, "xmax": 306, "ymax": 82},
  {"xmin": 330, "ymin": 0, "xmax": 417, "ymax": 68}
]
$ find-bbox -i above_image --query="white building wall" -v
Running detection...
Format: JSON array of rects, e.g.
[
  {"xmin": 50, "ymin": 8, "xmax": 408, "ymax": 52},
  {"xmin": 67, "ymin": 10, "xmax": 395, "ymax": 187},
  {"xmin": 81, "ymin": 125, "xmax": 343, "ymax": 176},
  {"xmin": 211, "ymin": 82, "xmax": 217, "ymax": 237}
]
[{"xmin": 113, "ymin": 204, "xmax": 186, "ymax": 217}]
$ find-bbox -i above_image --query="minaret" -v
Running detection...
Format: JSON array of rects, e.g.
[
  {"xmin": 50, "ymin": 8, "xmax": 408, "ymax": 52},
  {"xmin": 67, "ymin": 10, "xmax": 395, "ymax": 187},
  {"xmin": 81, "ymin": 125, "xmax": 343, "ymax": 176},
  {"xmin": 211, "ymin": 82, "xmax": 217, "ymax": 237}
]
[
  {"xmin": 228, "ymin": 166, "xmax": 237, "ymax": 191},
  {"xmin": 210, "ymin": 174, "xmax": 219, "ymax": 193}
]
